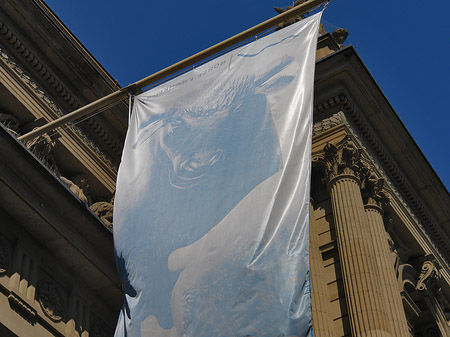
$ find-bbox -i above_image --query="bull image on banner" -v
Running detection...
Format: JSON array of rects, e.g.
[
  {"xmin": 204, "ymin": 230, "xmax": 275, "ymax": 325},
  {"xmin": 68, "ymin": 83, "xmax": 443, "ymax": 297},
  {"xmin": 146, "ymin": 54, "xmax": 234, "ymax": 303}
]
[{"xmin": 114, "ymin": 12, "xmax": 321, "ymax": 337}]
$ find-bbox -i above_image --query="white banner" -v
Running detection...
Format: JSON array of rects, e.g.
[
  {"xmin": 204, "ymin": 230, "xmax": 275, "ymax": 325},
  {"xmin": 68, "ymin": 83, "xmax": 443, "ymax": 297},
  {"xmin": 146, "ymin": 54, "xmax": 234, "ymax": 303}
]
[{"xmin": 114, "ymin": 12, "xmax": 321, "ymax": 337}]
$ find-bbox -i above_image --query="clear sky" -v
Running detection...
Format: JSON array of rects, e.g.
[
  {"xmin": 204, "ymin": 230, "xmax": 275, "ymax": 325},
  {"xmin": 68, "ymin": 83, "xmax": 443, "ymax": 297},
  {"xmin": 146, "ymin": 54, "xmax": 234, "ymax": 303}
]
[{"xmin": 45, "ymin": 0, "xmax": 450, "ymax": 191}]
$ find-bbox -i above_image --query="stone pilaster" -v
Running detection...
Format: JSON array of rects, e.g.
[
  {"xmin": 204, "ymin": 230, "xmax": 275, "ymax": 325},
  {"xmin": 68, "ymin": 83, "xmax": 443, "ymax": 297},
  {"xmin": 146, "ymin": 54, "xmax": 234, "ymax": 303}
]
[
  {"xmin": 310, "ymin": 202, "xmax": 333, "ymax": 337},
  {"xmin": 315, "ymin": 137, "xmax": 390, "ymax": 337},
  {"xmin": 362, "ymin": 175, "xmax": 410, "ymax": 337}
]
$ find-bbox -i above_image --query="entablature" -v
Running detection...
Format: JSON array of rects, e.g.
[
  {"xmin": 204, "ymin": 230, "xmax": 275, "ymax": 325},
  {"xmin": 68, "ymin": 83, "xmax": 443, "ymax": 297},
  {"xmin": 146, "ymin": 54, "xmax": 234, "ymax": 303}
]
[{"xmin": 312, "ymin": 98, "xmax": 450, "ymax": 298}]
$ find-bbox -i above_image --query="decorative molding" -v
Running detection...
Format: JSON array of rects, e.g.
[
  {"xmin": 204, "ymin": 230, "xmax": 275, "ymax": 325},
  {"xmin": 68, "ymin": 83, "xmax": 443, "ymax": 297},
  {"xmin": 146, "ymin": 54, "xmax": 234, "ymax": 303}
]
[
  {"xmin": 60, "ymin": 174, "xmax": 90, "ymax": 206},
  {"xmin": 313, "ymin": 135, "xmax": 369, "ymax": 187},
  {"xmin": 0, "ymin": 45, "xmax": 118, "ymax": 174},
  {"xmin": 8, "ymin": 291, "xmax": 37, "ymax": 323},
  {"xmin": 361, "ymin": 173, "xmax": 389, "ymax": 208},
  {"xmin": 0, "ymin": 25, "xmax": 121, "ymax": 165},
  {"xmin": 415, "ymin": 258, "xmax": 450, "ymax": 336},
  {"xmin": 314, "ymin": 95, "xmax": 346, "ymax": 115},
  {"xmin": 32, "ymin": 0, "xmax": 121, "ymax": 92},
  {"xmin": 314, "ymin": 93, "xmax": 450, "ymax": 272},
  {"xmin": 312, "ymin": 110, "xmax": 347, "ymax": 137},
  {"xmin": 38, "ymin": 279, "xmax": 65, "ymax": 322},
  {"xmin": 338, "ymin": 94, "xmax": 450, "ymax": 263},
  {"xmin": 416, "ymin": 259, "xmax": 440, "ymax": 294},
  {"xmin": 0, "ymin": 20, "xmax": 78, "ymax": 108},
  {"xmin": 90, "ymin": 196, "xmax": 114, "ymax": 229},
  {"xmin": 25, "ymin": 133, "xmax": 60, "ymax": 176}
]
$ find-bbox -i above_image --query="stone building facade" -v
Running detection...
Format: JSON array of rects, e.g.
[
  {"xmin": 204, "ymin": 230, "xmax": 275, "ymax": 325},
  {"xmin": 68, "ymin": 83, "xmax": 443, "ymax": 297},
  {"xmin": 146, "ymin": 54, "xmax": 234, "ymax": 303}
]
[
  {"xmin": 0, "ymin": 1, "xmax": 449, "ymax": 336},
  {"xmin": 311, "ymin": 33, "xmax": 450, "ymax": 336},
  {"xmin": 0, "ymin": 1, "xmax": 126, "ymax": 336}
]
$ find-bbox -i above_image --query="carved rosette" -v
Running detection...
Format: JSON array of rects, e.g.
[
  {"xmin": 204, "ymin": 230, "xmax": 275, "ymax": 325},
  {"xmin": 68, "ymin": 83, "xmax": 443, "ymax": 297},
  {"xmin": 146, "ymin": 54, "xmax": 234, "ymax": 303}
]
[
  {"xmin": 0, "ymin": 237, "xmax": 9, "ymax": 274},
  {"xmin": 416, "ymin": 260, "xmax": 440, "ymax": 294},
  {"xmin": 38, "ymin": 279, "xmax": 65, "ymax": 321}
]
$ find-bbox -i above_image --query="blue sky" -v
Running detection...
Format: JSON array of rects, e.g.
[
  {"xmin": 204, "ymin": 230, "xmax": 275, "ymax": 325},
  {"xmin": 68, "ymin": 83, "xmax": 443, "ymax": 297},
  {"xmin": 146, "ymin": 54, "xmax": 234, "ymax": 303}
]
[{"xmin": 45, "ymin": 0, "xmax": 450, "ymax": 191}]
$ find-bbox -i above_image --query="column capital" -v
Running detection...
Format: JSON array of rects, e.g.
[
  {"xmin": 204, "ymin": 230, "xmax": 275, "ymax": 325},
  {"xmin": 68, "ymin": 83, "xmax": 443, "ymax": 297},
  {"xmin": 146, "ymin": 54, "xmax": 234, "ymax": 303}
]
[
  {"xmin": 416, "ymin": 259, "xmax": 441, "ymax": 294},
  {"xmin": 361, "ymin": 172, "xmax": 390, "ymax": 209},
  {"xmin": 313, "ymin": 136, "xmax": 366, "ymax": 186}
]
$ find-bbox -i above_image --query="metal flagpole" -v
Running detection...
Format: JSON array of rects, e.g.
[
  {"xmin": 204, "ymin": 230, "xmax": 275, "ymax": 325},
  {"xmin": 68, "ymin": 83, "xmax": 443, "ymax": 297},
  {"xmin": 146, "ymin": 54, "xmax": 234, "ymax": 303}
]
[{"xmin": 18, "ymin": 0, "xmax": 327, "ymax": 143}]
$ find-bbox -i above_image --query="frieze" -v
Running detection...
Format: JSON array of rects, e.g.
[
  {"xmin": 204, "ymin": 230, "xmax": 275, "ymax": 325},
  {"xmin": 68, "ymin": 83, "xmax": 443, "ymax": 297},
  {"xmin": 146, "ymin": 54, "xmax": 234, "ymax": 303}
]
[
  {"xmin": 312, "ymin": 111, "xmax": 347, "ymax": 137},
  {"xmin": 38, "ymin": 279, "xmax": 65, "ymax": 321},
  {"xmin": 0, "ymin": 45, "xmax": 118, "ymax": 174},
  {"xmin": 25, "ymin": 132, "xmax": 60, "ymax": 176},
  {"xmin": 0, "ymin": 20, "xmax": 77, "ymax": 108}
]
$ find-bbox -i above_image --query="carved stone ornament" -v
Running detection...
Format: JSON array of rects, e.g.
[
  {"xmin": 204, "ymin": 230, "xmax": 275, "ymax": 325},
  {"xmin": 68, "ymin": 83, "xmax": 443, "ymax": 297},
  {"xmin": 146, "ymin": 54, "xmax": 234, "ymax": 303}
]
[
  {"xmin": 331, "ymin": 28, "xmax": 349, "ymax": 45},
  {"xmin": 0, "ymin": 112, "xmax": 21, "ymax": 135},
  {"xmin": 0, "ymin": 237, "xmax": 10, "ymax": 274},
  {"xmin": 416, "ymin": 259, "xmax": 440, "ymax": 294},
  {"xmin": 90, "ymin": 196, "xmax": 114, "ymax": 229},
  {"xmin": 25, "ymin": 131, "xmax": 60, "ymax": 176},
  {"xmin": 361, "ymin": 172, "xmax": 390, "ymax": 207},
  {"xmin": 313, "ymin": 136, "xmax": 367, "ymax": 185},
  {"xmin": 312, "ymin": 112, "xmax": 346, "ymax": 137},
  {"xmin": 38, "ymin": 279, "xmax": 65, "ymax": 321},
  {"xmin": 0, "ymin": 45, "xmax": 118, "ymax": 174},
  {"xmin": 60, "ymin": 174, "xmax": 90, "ymax": 205},
  {"xmin": 8, "ymin": 291, "xmax": 37, "ymax": 323}
]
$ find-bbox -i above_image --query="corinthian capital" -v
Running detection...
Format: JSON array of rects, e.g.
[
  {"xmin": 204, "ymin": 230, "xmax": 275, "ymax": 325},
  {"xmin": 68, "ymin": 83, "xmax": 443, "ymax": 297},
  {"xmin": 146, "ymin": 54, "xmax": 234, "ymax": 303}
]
[
  {"xmin": 313, "ymin": 136, "xmax": 364, "ymax": 184},
  {"xmin": 361, "ymin": 172, "xmax": 390, "ymax": 207}
]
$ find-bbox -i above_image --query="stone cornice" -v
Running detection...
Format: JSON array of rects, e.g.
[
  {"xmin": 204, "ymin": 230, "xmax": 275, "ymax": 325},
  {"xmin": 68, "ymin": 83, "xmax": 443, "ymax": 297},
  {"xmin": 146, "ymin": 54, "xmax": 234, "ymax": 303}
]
[
  {"xmin": 31, "ymin": 0, "xmax": 120, "ymax": 92},
  {"xmin": 313, "ymin": 94, "xmax": 450, "ymax": 276},
  {"xmin": 0, "ymin": 15, "xmax": 123, "ymax": 162},
  {"xmin": 0, "ymin": 46, "xmax": 118, "ymax": 176},
  {"xmin": 0, "ymin": 20, "xmax": 78, "ymax": 108},
  {"xmin": 0, "ymin": 49, "xmax": 118, "ymax": 196}
]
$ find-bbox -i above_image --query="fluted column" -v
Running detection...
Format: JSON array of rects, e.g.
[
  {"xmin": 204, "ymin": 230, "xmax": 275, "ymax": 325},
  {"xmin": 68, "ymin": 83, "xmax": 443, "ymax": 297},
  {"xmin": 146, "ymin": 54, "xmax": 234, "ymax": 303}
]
[
  {"xmin": 362, "ymin": 176, "xmax": 410, "ymax": 337},
  {"xmin": 315, "ymin": 137, "xmax": 390, "ymax": 337},
  {"xmin": 310, "ymin": 201, "xmax": 333, "ymax": 337}
]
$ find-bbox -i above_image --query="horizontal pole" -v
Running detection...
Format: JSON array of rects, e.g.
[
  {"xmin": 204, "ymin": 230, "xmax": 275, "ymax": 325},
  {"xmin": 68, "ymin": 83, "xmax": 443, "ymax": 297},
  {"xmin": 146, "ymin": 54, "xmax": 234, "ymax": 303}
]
[
  {"xmin": 19, "ymin": 0, "xmax": 327, "ymax": 143},
  {"xmin": 19, "ymin": 87, "xmax": 129, "ymax": 142}
]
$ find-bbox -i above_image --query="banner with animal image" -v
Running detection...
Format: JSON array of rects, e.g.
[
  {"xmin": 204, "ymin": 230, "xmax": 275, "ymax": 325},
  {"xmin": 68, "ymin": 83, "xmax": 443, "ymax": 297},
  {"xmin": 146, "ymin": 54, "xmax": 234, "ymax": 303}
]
[{"xmin": 114, "ymin": 12, "xmax": 321, "ymax": 337}]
